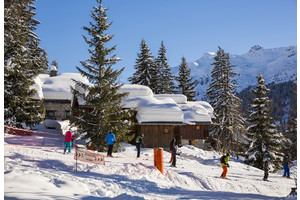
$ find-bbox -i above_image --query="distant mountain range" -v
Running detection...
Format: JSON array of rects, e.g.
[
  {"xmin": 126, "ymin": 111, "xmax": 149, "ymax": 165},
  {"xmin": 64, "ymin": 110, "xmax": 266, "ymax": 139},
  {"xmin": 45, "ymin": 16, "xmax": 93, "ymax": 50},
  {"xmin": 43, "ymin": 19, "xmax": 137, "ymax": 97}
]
[{"xmin": 172, "ymin": 45, "xmax": 297, "ymax": 100}]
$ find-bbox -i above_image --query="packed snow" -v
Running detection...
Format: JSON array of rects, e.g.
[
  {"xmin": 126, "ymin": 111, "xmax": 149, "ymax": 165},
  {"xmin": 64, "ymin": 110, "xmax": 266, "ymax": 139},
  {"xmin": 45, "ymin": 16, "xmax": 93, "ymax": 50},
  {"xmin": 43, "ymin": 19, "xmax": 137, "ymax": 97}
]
[{"xmin": 4, "ymin": 124, "xmax": 297, "ymax": 199}]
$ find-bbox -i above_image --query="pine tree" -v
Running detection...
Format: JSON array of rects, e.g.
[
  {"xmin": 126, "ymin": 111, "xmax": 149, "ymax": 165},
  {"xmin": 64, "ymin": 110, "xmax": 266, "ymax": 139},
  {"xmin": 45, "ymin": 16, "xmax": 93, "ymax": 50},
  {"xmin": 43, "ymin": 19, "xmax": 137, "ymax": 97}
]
[
  {"xmin": 245, "ymin": 73, "xmax": 284, "ymax": 170},
  {"xmin": 176, "ymin": 57, "xmax": 196, "ymax": 101},
  {"xmin": 156, "ymin": 41, "xmax": 175, "ymax": 94},
  {"xmin": 4, "ymin": 0, "xmax": 48, "ymax": 127},
  {"xmin": 284, "ymin": 117, "xmax": 297, "ymax": 160},
  {"xmin": 128, "ymin": 39, "xmax": 159, "ymax": 93},
  {"xmin": 71, "ymin": 0, "xmax": 133, "ymax": 152},
  {"xmin": 206, "ymin": 46, "xmax": 245, "ymax": 153}
]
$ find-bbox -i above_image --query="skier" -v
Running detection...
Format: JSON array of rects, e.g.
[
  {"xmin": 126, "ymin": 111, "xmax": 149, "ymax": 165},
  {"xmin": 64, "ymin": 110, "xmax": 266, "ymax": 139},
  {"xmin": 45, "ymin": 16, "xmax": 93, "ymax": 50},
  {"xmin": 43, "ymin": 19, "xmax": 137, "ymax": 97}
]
[
  {"xmin": 63, "ymin": 130, "xmax": 73, "ymax": 154},
  {"xmin": 283, "ymin": 152, "xmax": 291, "ymax": 178},
  {"xmin": 169, "ymin": 138, "xmax": 176, "ymax": 163},
  {"xmin": 136, "ymin": 134, "xmax": 144, "ymax": 158},
  {"xmin": 263, "ymin": 157, "xmax": 270, "ymax": 181},
  {"xmin": 220, "ymin": 153, "xmax": 230, "ymax": 179},
  {"xmin": 171, "ymin": 145, "xmax": 179, "ymax": 167},
  {"xmin": 105, "ymin": 130, "xmax": 116, "ymax": 157}
]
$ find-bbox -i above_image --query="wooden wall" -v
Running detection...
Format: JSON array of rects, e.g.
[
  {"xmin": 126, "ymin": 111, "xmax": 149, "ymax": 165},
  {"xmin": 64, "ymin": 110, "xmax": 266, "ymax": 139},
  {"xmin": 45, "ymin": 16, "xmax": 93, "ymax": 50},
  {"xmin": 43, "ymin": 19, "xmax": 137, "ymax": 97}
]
[
  {"xmin": 140, "ymin": 125, "xmax": 175, "ymax": 148},
  {"xmin": 180, "ymin": 125, "xmax": 210, "ymax": 140},
  {"xmin": 140, "ymin": 124, "xmax": 210, "ymax": 148}
]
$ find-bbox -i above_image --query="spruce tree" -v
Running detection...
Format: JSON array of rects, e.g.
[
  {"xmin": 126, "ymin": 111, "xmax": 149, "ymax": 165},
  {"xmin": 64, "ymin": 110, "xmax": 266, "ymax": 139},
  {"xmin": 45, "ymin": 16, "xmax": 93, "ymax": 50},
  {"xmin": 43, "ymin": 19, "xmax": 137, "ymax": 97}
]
[
  {"xmin": 4, "ymin": 0, "xmax": 48, "ymax": 127},
  {"xmin": 71, "ymin": 0, "xmax": 133, "ymax": 152},
  {"xmin": 206, "ymin": 46, "xmax": 245, "ymax": 153},
  {"xmin": 176, "ymin": 57, "xmax": 196, "ymax": 101},
  {"xmin": 245, "ymin": 73, "xmax": 284, "ymax": 170},
  {"xmin": 128, "ymin": 39, "xmax": 159, "ymax": 93},
  {"xmin": 284, "ymin": 117, "xmax": 297, "ymax": 160},
  {"xmin": 156, "ymin": 41, "xmax": 175, "ymax": 94}
]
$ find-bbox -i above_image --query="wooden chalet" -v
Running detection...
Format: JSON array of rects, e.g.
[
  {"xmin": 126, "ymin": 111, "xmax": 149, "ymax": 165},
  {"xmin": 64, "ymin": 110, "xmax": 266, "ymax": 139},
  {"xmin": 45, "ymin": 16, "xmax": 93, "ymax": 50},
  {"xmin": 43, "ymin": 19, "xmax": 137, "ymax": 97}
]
[{"xmin": 116, "ymin": 85, "xmax": 214, "ymax": 149}]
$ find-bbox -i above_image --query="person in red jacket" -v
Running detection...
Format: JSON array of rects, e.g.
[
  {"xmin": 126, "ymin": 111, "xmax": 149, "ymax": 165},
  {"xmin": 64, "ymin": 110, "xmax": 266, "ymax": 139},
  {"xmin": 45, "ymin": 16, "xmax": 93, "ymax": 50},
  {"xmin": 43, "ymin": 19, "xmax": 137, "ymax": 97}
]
[{"xmin": 63, "ymin": 130, "xmax": 73, "ymax": 154}]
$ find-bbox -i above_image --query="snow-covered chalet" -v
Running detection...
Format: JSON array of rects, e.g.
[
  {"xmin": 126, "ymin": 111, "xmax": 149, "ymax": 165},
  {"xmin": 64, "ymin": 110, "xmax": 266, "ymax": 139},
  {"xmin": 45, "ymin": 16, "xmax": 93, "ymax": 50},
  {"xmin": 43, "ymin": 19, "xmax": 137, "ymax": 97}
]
[{"xmin": 32, "ymin": 69, "xmax": 90, "ymax": 122}]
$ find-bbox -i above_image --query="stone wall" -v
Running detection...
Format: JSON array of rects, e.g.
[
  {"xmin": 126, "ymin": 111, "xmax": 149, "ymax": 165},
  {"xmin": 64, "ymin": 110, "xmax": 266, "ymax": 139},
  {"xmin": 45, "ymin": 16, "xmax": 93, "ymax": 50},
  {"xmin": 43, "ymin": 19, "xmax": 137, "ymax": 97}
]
[{"xmin": 44, "ymin": 100, "xmax": 71, "ymax": 121}]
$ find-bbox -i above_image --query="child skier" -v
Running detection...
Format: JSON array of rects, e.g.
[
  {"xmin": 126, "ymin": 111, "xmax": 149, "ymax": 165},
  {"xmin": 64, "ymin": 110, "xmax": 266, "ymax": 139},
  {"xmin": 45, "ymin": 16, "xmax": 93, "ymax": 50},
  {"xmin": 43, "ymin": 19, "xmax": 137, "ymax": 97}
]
[
  {"xmin": 171, "ymin": 145, "xmax": 179, "ymax": 167},
  {"xmin": 283, "ymin": 152, "xmax": 291, "ymax": 178},
  {"xmin": 63, "ymin": 130, "xmax": 73, "ymax": 154},
  {"xmin": 220, "ymin": 153, "xmax": 230, "ymax": 179}
]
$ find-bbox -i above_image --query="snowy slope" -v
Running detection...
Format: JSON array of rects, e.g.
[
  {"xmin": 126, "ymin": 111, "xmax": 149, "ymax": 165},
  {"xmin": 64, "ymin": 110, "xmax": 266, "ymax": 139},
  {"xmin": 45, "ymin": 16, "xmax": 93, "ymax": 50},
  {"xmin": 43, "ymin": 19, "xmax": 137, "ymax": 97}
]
[
  {"xmin": 171, "ymin": 45, "xmax": 297, "ymax": 99},
  {"xmin": 4, "ymin": 129, "xmax": 297, "ymax": 200}
]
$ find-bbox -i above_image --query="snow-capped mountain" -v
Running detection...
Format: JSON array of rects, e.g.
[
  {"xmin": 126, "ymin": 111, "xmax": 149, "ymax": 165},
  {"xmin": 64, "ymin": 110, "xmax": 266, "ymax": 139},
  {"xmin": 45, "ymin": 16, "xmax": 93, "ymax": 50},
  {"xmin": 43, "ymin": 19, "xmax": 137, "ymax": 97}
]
[{"xmin": 172, "ymin": 45, "xmax": 297, "ymax": 99}]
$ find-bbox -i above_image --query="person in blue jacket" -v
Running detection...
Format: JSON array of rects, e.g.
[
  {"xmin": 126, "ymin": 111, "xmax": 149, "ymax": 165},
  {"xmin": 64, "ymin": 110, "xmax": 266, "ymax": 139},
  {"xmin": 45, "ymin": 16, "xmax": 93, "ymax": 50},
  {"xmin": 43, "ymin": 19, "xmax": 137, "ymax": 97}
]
[{"xmin": 105, "ymin": 130, "xmax": 116, "ymax": 157}]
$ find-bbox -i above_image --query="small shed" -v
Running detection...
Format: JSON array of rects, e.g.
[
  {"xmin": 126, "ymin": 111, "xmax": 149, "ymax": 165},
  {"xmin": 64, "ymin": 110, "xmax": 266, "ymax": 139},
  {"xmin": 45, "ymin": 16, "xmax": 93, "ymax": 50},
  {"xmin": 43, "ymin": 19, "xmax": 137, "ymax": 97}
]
[{"xmin": 119, "ymin": 85, "xmax": 214, "ymax": 148}]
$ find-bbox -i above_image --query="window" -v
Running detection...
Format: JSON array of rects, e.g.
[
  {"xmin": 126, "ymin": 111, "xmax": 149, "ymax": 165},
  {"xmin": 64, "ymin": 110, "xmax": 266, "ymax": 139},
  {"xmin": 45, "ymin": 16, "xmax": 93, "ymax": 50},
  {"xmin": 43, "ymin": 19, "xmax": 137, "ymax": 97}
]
[
  {"xmin": 46, "ymin": 111, "xmax": 55, "ymax": 117},
  {"xmin": 65, "ymin": 110, "xmax": 71, "ymax": 117},
  {"xmin": 164, "ymin": 128, "xmax": 169, "ymax": 134}
]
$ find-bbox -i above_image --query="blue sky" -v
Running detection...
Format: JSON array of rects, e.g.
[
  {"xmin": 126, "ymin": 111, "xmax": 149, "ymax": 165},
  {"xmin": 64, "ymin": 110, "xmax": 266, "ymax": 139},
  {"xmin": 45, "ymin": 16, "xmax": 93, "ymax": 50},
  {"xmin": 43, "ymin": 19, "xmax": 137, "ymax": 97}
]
[{"xmin": 35, "ymin": 0, "xmax": 297, "ymax": 83}]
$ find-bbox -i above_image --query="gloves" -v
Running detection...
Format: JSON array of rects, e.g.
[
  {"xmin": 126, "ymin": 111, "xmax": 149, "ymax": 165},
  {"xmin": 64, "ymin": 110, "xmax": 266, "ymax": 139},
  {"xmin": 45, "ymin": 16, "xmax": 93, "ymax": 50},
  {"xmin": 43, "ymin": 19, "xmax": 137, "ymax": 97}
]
[{"xmin": 227, "ymin": 164, "xmax": 230, "ymax": 168}]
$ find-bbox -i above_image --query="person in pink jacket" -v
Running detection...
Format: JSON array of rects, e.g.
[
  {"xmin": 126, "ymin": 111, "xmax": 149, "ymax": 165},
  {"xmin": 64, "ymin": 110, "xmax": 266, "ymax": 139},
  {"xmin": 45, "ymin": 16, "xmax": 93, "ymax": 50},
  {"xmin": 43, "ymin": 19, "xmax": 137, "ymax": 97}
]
[{"xmin": 63, "ymin": 130, "xmax": 73, "ymax": 154}]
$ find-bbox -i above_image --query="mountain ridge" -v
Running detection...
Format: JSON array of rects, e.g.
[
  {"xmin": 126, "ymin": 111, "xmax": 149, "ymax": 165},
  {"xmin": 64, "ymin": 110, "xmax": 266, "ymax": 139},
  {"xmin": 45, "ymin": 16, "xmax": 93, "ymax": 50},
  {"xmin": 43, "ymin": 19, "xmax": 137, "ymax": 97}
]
[{"xmin": 172, "ymin": 45, "xmax": 297, "ymax": 100}]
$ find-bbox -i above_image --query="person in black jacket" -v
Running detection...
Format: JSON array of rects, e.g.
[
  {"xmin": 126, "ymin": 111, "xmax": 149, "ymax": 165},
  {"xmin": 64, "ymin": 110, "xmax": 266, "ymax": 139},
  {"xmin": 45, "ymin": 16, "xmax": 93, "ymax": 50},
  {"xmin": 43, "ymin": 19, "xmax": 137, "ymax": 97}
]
[
  {"xmin": 136, "ymin": 134, "xmax": 144, "ymax": 158},
  {"xmin": 169, "ymin": 138, "xmax": 176, "ymax": 163},
  {"xmin": 263, "ymin": 157, "xmax": 270, "ymax": 181},
  {"xmin": 171, "ymin": 145, "xmax": 179, "ymax": 167}
]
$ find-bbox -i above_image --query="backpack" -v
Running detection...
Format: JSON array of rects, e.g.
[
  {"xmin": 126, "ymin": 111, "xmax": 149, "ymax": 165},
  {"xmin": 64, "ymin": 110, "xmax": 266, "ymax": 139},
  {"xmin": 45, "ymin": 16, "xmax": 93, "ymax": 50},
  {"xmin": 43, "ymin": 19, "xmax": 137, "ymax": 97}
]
[{"xmin": 220, "ymin": 155, "xmax": 225, "ymax": 164}]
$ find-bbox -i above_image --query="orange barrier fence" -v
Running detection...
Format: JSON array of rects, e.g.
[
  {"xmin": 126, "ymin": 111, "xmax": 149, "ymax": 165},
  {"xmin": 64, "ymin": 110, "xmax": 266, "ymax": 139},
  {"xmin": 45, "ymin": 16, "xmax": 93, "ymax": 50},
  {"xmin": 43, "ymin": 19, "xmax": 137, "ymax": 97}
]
[
  {"xmin": 4, "ymin": 125, "xmax": 38, "ymax": 136},
  {"xmin": 4, "ymin": 143, "xmax": 64, "ymax": 149},
  {"xmin": 4, "ymin": 125, "xmax": 62, "ymax": 137},
  {"xmin": 154, "ymin": 148, "xmax": 164, "ymax": 175}
]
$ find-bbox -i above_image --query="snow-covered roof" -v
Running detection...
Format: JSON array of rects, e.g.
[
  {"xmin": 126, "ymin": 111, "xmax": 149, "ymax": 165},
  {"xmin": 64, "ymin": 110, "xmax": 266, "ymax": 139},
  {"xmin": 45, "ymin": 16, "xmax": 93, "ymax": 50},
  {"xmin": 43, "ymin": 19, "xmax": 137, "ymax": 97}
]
[
  {"xmin": 33, "ymin": 73, "xmax": 213, "ymax": 125},
  {"xmin": 119, "ymin": 84, "xmax": 213, "ymax": 125},
  {"xmin": 154, "ymin": 94, "xmax": 187, "ymax": 104},
  {"xmin": 182, "ymin": 101, "xmax": 214, "ymax": 119},
  {"xmin": 119, "ymin": 84, "xmax": 153, "ymax": 98},
  {"xmin": 32, "ymin": 73, "xmax": 90, "ymax": 100},
  {"xmin": 181, "ymin": 103, "xmax": 211, "ymax": 124},
  {"xmin": 135, "ymin": 96, "xmax": 184, "ymax": 123}
]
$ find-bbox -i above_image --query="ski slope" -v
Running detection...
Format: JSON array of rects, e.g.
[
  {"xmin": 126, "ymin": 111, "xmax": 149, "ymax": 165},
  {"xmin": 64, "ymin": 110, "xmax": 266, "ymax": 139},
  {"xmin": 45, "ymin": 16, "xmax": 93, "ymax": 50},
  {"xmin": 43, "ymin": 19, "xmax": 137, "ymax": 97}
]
[{"xmin": 4, "ymin": 130, "xmax": 297, "ymax": 200}]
